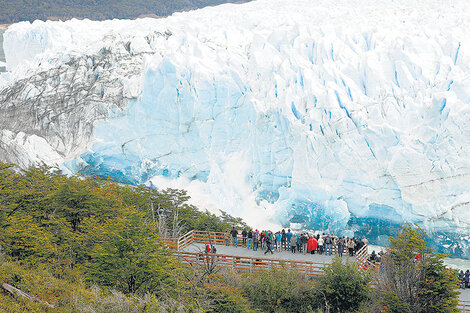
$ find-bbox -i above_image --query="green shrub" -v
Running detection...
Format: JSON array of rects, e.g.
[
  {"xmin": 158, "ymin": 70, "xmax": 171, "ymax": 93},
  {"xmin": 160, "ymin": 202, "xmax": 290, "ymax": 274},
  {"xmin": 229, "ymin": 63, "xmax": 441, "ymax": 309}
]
[
  {"xmin": 241, "ymin": 268, "xmax": 321, "ymax": 313},
  {"xmin": 205, "ymin": 282, "xmax": 255, "ymax": 313},
  {"xmin": 318, "ymin": 257, "xmax": 371, "ymax": 313}
]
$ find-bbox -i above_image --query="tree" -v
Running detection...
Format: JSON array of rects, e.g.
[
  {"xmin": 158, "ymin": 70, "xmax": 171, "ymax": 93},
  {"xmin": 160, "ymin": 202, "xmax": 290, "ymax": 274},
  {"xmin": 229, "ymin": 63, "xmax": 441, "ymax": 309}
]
[
  {"xmin": 86, "ymin": 210, "xmax": 177, "ymax": 294},
  {"xmin": 373, "ymin": 224, "xmax": 459, "ymax": 313},
  {"xmin": 319, "ymin": 257, "xmax": 371, "ymax": 313},
  {"xmin": 1, "ymin": 215, "xmax": 55, "ymax": 265}
]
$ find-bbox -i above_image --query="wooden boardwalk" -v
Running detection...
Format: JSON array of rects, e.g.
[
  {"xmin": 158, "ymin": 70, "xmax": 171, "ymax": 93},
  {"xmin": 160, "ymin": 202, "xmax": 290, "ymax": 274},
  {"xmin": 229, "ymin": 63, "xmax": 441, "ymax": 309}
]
[
  {"xmin": 166, "ymin": 230, "xmax": 374, "ymax": 277},
  {"xmin": 164, "ymin": 230, "xmax": 470, "ymax": 312}
]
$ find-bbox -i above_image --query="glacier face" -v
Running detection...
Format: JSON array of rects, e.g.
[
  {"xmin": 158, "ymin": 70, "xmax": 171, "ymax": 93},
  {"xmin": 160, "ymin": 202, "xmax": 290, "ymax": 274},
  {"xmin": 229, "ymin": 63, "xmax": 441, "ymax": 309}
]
[{"xmin": 1, "ymin": 0, "xmax": 470, "ymax": 257}]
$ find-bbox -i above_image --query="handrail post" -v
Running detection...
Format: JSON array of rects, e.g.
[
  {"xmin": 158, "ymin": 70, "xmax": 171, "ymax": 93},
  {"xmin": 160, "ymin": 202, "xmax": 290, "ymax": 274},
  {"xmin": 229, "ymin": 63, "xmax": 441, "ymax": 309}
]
[
  {"xmin": 232, "ymin": 257, "xmax": 236, "ymax": 270},
  {"xmin": 250, "ymin": 258, "xmax": 253, "ymax": 273}
]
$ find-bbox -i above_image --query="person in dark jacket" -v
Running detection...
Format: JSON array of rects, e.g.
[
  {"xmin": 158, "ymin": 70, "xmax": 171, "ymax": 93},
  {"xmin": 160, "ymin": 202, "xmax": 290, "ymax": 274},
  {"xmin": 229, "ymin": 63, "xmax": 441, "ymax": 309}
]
[
  {"xmin": 247, "ymin": 229, "xmax": 253, "ymax": 249},
  {"xmin": 264, "ymin": 236, "xmax": 274, "ymax": 254},
  {"xmin": 324, "ymin": 234, "xmax": 332, "ymax": 255},
  {"xmin": 465, "ymin": 269, "xmax": 470, "ymax": 289},
  {"xmin": 459, "ymin": 270, "xmax": 465, "ymax": 289},
  {"xmin": 242, "ymin": 229, "xmax": 248, "ymax": 246},
  {"xmin": 337, "ymin": 237, "xmax": 344, "ymax": 257},
  {"xmin": 231, "ymin": 227, "xmax": 238, "ymax": 247},
  {"xmin": 281, "ymin": 229, "xmax": 287, "ymax": 250},
  {"xmin": 356, "ymin": 238, "xmax": 365, "ymax": 252},
  {"xmin": 253, "ymin": 230, "xmax": 259, "ymax": 251},
  {"xmin": 368, "ymin": 250, "xmax": 377, "ymax": 263}
]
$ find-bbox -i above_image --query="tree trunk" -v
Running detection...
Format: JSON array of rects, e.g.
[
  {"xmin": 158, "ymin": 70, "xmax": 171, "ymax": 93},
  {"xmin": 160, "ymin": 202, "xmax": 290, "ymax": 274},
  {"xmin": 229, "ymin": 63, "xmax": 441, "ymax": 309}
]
[{"xmin": 2, "ymin": 283, "xmax": 55, "ymax": 308}]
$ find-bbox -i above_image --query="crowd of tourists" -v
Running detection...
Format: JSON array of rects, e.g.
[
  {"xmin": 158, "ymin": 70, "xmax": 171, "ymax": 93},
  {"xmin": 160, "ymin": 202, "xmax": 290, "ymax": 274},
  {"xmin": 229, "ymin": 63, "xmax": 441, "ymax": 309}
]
[
  {"xmin": 224, "ymin": 227, "xmax": 375, "ymax": 259},
  {"xmin": 459, "ymin": 270, "xmax": 470, "ymax": 289}
]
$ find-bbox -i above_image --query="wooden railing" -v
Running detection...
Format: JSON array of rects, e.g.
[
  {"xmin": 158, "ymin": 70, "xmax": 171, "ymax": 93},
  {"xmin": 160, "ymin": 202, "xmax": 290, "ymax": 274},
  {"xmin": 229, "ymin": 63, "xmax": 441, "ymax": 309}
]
[
  {"xmin": 165, "ymin": 231, "xmax": 469, "ymax": 311},
  {"xmin": 177, "ymin": 230, "xmax": 194, "ymax": 250},
  {"xmin": 174, "ymin": 251, "xmax": 325, "ymax": 277},
  {"xmin": 192, "ymin": 230, "xmax": 227, "ymax": 246},
  {"xmin": 459, "ymin": 300, "xmax": 470, "ymax": 312},
  {"xmin": 355, "ymin": 244, "xmax": 380, "ymax": 274},
  {"xmin": 160, "ymin": 237, "xmax": 178, "ymax": 250},
  {"xmin": 168, "ymin": 230, "xmax": 371, "ymax": 270}
]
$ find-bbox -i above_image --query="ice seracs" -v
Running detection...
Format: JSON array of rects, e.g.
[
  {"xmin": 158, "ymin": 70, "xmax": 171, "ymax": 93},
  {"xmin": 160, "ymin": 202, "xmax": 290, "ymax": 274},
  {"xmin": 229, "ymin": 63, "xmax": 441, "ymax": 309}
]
[{"xmin": 1, "ymin": 0, "xmax": 470, "ymax": 257}]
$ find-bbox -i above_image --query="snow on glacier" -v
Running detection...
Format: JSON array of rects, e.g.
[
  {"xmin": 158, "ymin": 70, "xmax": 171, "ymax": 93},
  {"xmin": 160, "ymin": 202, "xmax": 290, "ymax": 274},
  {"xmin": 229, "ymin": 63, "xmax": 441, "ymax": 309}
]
[{"xmin": 1, "ymin": 0, "xmax": 470, "ymax": 257}]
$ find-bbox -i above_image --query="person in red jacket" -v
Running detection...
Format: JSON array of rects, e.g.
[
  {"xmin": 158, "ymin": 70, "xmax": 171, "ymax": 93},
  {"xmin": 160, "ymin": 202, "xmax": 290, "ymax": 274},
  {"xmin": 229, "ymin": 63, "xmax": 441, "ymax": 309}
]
[
  {"xmin": 205, "ymin": 244, "xmax": 211, "ymax": 253},
  {"xmin": 307, "ymin": 235, "xmax": 318, "ymax": 254}
]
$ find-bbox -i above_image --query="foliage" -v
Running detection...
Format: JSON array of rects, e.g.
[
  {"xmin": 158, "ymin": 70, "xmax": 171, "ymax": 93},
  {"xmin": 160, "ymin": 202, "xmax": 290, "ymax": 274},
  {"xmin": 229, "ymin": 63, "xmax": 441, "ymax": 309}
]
[
  {"xmin": 204, "ymin": 282, "xmax": 255, "ymax": 313},
  {"xmin": 0, "ymin": 162, "xmax": 378, "ymax": 312},
  {"xmin": 319, "ymin": 257, "xmax": 371, "ymax": 313},
  {"xmin": 86, "ymin": 210, "xmax": 177, "ymax": 295},
  {"xmin": 0, "ymin": 162, "xmax": 244, "ymax": 291},
  {"xmin": 373, "ymin": 224, "xmax": 459, "ymax": 313},
  {"xmin": 0, "ymin": 260, "xmax": 189, "ymax": 313},
  {"xmin": 240, "ymin": 267, "xmax": 321, "ymax": 313}
]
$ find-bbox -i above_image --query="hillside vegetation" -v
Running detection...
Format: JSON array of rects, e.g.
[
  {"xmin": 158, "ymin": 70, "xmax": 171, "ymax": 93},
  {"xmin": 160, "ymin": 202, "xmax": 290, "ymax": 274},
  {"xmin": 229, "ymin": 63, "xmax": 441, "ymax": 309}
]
[
  {"xmin": 0, "ymin": 162, "xmax": 459, "ymax": 312},
  {"xmin": 0, "ymin": 0, "xmax": 250, "ymax": 24}
]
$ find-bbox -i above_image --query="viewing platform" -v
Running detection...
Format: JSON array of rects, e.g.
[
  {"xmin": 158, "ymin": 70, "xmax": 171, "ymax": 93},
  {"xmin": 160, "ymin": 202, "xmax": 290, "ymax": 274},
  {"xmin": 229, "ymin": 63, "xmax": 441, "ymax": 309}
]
[
  {"xmin": 164, "ymin": 230, "xmax": 377, "ymax": 277},
  {"xmin": 164, "ymin": 230, "xmax": 470, "ymax": 312}
]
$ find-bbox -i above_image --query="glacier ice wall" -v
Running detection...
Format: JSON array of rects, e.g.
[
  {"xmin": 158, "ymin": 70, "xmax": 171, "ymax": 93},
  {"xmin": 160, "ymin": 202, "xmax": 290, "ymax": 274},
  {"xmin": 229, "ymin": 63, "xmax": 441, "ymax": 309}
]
[{"xmin": 1, "ymin": 0, "xmax": 470, "ymax": 257}]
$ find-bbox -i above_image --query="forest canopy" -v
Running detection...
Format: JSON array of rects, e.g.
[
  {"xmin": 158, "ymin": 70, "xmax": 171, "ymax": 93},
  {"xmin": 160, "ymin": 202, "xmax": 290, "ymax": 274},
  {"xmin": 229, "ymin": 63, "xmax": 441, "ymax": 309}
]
[{"xmin": 0, "ymin": 0, "xmax": 250, "ymax": 24}]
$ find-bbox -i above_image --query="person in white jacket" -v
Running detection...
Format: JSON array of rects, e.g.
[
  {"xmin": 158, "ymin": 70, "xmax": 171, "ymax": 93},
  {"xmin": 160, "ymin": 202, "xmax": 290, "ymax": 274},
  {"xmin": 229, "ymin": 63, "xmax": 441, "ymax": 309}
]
[{"xmin": 317, "ymin": 235, "xmax": 324, "ymax": 255}]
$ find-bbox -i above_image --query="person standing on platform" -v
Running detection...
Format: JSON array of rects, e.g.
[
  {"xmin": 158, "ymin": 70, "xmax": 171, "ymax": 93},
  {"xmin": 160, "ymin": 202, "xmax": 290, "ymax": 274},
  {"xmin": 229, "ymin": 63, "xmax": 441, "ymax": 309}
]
[
  {"xmin": 276, "ymin": 232, "xmax": 282, "ymax": 252},
  {"xmin": 231, "ymin": 227, "xmax": 238, "ymax": 247},
  {"xmin": 286, "ymin": 229, "xmax": 293, "ymax": 251},
  {"xmin": 253, "ymin": 230, "xmax": 259, "ymax": 251},
  {"xmin": 296, "ymin": 233, "xmax": 301, "ymax": 252},
  {"xmin": 301, "ymin": 233, "xmax": 308, "ymax": 254},
  {"xmin": 281, "ymin": 229, "xmax": 287, "ymax": 250},
  {"xmin": 242, "ymin": 229, "xmax": 247, "ymax": 247},
  {"xmin": 264, "ymin": 236, "xmax": 274, "ymax": 255},
  {"xmin": 337, "ymin": 237, "xmax": 344, "ymax": 257},
  {"xmin": 324, "ymin": 234, "xmax": 332, "ymax": 256},
  {"xmin": 464, "ymin": 270, "xmax": 470, "ymax": 289},
  {"xmin": 290, "ymin": 232, "xmax": 297, "ymax": 253},
  {"xmin": 347, "ymin": 237, "xmax": 355, "ymax": 256},
  {"xmin": 307, "ymin": 235, "xmax": 318, "ymax": 254},
  {"xmin": 247, "ymin": 229, "xmax": 253, "ymax": 249},
  {"xmin": 318, "ymin": 235, "xmax": 324, "ymax": 255}
]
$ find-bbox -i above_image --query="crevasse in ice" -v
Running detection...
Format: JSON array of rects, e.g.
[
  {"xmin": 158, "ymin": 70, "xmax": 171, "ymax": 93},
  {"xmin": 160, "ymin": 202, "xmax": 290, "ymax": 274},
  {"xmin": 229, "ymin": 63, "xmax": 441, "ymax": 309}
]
[{"xmin": 1, "ymin": 0, "xmax": 470, "ymax": 257}]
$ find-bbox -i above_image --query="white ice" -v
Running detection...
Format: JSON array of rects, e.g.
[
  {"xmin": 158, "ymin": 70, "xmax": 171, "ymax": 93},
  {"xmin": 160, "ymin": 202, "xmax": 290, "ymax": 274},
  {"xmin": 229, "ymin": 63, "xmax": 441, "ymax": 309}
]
[{"xmin": 1, "ymin": 0, "xmax": 470, "ymax": 256}]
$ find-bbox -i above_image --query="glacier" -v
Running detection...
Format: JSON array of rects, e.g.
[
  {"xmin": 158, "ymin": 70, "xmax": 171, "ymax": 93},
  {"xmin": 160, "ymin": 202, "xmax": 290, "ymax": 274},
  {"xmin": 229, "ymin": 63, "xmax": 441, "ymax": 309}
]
[{"xmin": 1, "ymin": 0, "xmax": 470, "ymax": 257}]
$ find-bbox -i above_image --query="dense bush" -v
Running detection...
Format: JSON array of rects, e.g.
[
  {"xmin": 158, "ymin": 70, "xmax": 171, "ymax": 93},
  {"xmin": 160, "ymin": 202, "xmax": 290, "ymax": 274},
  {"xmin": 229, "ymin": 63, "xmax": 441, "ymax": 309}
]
[
  {"xmin": 240, "ymin": 268, "xmax": 321, "ymax": 313},
  {"xmin": 204, "ymin": 282, "xmax": 255, "ymax": 313},
  {"xmin": 0, "ymin": 261, "xmax": 189, "ymax": 313},
  {"xmin": 319, "ymin": 257, "xmax": 371, "ymax": 313}
]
